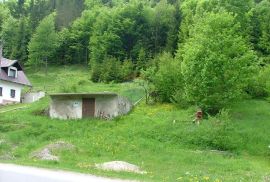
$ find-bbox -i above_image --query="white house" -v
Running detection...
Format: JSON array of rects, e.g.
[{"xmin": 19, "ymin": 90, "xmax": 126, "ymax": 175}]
[{"xmin": 0, "ymin": 46, "xmax": 32, "ymax": 105}]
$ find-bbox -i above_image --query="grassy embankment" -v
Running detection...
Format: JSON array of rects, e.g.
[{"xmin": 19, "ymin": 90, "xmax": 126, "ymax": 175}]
[{"xmin": 0, "ymin": 66, "xmax": 269, "ymax": 181}]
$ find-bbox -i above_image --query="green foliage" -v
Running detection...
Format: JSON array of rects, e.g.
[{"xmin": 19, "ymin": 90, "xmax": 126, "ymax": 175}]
[
  {"xmin": 89, "ymin": 0, "xmax": 179, "ymax": 78},
  {"xmin": 0, "ymin": 3, "xmax": 10, "ymax": 33},
  {"xmin": 251, "ymin": 0, "xmax": 270, "ymax": 64},
  {"xmin": 27, "ymin": 13, "xmax": 59, "ymax": 66},
  {"xmin": 179, "ymin": 0, "xmax": 254, "ymax": 45},
  {"xmin": 55, "ymin": 0, "xmax": 84, "ymax": 29},
  {"xmin": 145, "ymin": 52, "xmax": 182, "ymax": 102},
  {"xmin": 56, "ymin": 9, "xmax": 98, "ymax": 64},
  {"xmin": 28, "ymin": 0, "xmax": 55, "ymax": 33},
  {"xmin": 1, "ymin": 16, "xmax": 19, "ymax": 58},
  {"xmin": 179, "ymin": 12, "xmax": 256, "ymax": 113},
  {"xmin": 247, "ymin": 65, "xmax": 270, "ymax": 98},
  {"xmin": 91, "ymin": 57, "xmax": 134, "ymax": 83}
]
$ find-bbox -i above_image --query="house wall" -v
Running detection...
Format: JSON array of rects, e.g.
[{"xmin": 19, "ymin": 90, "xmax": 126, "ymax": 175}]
[
  {"xmin": 0, "ymin": 80, "xmax": 23, "ymax": 104},
  {"xmin": 49, "ymin": 98, "xmax": 82, "ymax": 120}
]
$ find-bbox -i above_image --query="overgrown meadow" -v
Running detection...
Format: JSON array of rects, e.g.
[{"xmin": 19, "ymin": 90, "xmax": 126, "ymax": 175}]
[{"xmin": 0, "ymin": 66, "xmax": 269, "ymax": 181}]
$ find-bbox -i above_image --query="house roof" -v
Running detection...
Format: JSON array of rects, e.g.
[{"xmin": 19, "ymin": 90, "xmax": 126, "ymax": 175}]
[
  {"xmin": 50, "ymin": 92, "xmax": 118, "ymax": 99},
  {"xmin": 0, "ymin": 58, "xmax": 17, "ymax": 67},
  {"xmin": 0, "ymin": 58, "xmax": 32, "ymax": 87}
]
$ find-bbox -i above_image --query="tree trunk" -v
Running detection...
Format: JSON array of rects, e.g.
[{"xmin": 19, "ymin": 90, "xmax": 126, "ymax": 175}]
[{"xmin": 45, "ymin": 57, "xmax": 48, "ymax": 76}]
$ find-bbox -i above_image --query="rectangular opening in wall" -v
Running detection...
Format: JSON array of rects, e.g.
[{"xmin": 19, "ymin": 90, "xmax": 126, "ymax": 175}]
[
  {"xmin": 10, "ymin": 89, "xmax": 16, "ymax": 98},
  {"xmin": 82, "ymin": 98, "xmax": 95, "ymax": 118},
  {"xmin": 0, "ymin": 87, "xmax": 2, "ymax": 96}
]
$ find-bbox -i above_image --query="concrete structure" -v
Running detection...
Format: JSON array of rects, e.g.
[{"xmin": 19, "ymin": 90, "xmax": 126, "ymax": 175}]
[
  {"xmin": 0, "ymin": 45, "xmax": 32, "ymax": 105},
  {"xmin": 22, "ymin": 91, "xmax": 45, "ymax": 103},
  {"xmin": 49, "ymin": 93, "xmax": 133, "ymax": 120}
]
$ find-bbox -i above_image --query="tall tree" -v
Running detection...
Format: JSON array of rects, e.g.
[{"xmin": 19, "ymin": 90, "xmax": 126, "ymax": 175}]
[
  {"xmin": 178, "ymin": 12, "xmax": 256, "ymax": 113},
  {"xmin": 28, "ymin": 0, "xmax": 55, "ymax": 33},
  {"xmin": 1, "ymin": 16, "xmax": 19, "ymax": 59},
  {"xmin": 55, "ymin": 0, "xmax": 84, "ymax": 29},
  {"xmin": 28, "ymin": 13, "xmax": 59, "ymax": 74},
  {"xmin": 251, "ymin": 0, "xmax": 270, "ymax": 64}
]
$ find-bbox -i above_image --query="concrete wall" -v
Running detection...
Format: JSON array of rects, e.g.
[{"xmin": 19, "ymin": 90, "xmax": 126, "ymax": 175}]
[
  {"xmin": 95, "ymin": 96, "xmax": 119, "ymax": 119},
  {"xmin": 0, "ymin": 80, "xmax": 23, "ymax": 104},
  {"xmin": 22, "ymin": 91, "xmax": 45, "ymax": 103},
  {"xmin": 117, "ymin": 96, "xmax": 133, "ymax": 115},
  {"xmin": 49, "ymin": 98, "xmax": 82, "ymax": 120},
  {"xmin": 49, "ymin": 95, "xmax": 133, "ymax": 120}
]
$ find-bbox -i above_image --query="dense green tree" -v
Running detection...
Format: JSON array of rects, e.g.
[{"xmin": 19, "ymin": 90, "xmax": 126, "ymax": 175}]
[
  {"xmin": 178, "ymin": 12, "xmax": 256, "ymax": 113},
  {"xmin": 14, "ymin": 17, "xmax": 30, "ymax": 62},
  {"xmin": 1, "ymin": 16, "xmax": 19, "ymax": 59},
  {"xmin": 150, "ymin": 0, "xmax": 179, "ymax": 54},
  {"xmin": 179, "ymin": 0, "xmax": 254, "ymax": 45},
  {"xmin": 251, "ymin": 0, "xmax": 270, "ymax": 64},
  {"xmin": 55, "ymin": 9, "xmax": 98, "ymax": 64},
  {"xmin": 89, "ymin": 0, "xmax": 179, "ymax": 73},
  {"xmin": 28, "ymin": 13, "xmax": 59, "ymax": 73},
  {"xmin": 55, "ymin": 0, "xmax": 84, "ymax": 29},
  {"xmin": 28, "ymin": 0, "xmax": 55, "ymax": 33},
  {"xmin": 0, "ymin": 3, "xmax": 10, "ymax": 33}
]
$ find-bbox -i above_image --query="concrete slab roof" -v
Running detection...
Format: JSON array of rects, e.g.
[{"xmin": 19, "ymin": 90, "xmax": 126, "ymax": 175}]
[{"xmin": 50, "ymin": 92, "xmax": 118, "ymax": 99}]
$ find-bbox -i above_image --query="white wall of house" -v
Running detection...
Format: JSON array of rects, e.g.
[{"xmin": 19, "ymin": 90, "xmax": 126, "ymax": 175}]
[{"xmin": 0, "ymin": 80, "xmax": 23, "ymax": 104}]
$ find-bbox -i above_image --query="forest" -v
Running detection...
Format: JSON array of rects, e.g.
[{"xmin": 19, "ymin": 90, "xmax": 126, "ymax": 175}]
[{"xmin": 0, "ymin": 0, "xmax": 270, "ymax": 113}]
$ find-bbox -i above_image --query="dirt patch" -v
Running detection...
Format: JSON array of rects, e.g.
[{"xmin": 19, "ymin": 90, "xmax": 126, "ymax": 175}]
[
  {"xmin": 31, "ymin": 141, "xmax": 75, "ymax": 161},
  {"xmin": 46, "ymin": 141, "xmax": 75, "ymax": 151},
  {"xmin": 32, "ymin": 148, "xmax": 59, "ymax": 161},
  {"xmin": 95, "ymin": 161, "xmax": 146, "ymax": 174}
]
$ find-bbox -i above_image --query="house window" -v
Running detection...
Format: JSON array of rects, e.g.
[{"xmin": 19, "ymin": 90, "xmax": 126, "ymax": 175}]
[
  {"xmin": 8, "ymin": 67, "xmax": 17, "ymax": 78},
  {"xmin": 0, "ymin": 87, "xmax": 2, "ymax": 96},
  {"xmin": 10, "ymin": 89, "xmax": 16, "ymax": 98}
]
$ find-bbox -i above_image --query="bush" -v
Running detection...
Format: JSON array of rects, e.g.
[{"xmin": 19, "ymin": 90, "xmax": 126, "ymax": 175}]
[
  {"xmin": 144, "ymin": 52, "xmax": 183, "ymax": 103},
  {"xmin": 200, "ymin": 109, "xmax": 241, "ymax": 151},
  {"xmin": 91, "ymin": 57, "xmax": 134, "ymax": 83},
  {"xmin": 246, "ymin": 65, "xmax": 270, "ymax": 98}
]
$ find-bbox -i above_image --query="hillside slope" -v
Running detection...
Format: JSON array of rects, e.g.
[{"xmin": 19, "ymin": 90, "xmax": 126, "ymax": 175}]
[{"xmin": 0, "ymin": 66, "xmax": 269, "ymax": 182}]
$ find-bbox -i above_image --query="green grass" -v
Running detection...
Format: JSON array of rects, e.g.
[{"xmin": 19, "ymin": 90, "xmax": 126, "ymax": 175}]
[
  {"xmin": 0, "ymin": 66, "xmax": 269, "ymax": 181},
  {"xmin": 25, "ymin": 65, "xmax": 144, "ymax": 103}
]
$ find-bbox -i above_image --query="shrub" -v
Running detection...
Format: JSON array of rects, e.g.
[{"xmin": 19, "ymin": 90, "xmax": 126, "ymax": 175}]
[
  {"xmin": 246, "ymin": 65, "xmax": 270, "ymax": 98},
  {"xmin": 144, "ymin": 52, "xmax": 183, "ymax": 103},
  {"xmin": 91, "ymin": 57, "xmax": 135, "ymax": 83},
  {"xmin": 120, "ymin": 59, "xmax": 134, "ymax": 81}
]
